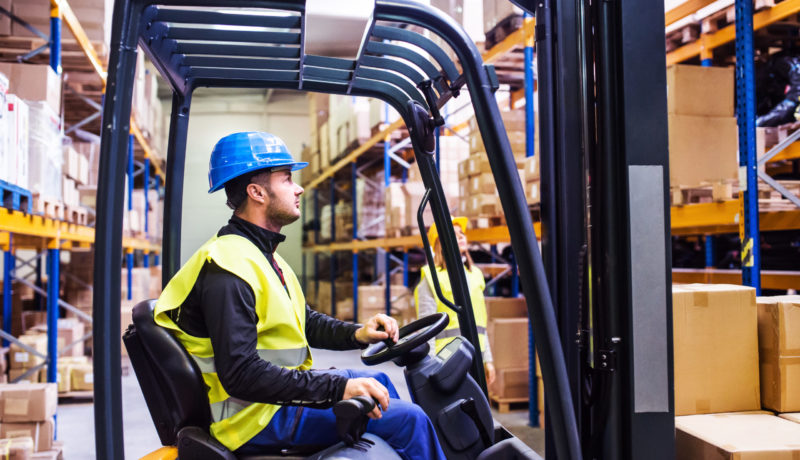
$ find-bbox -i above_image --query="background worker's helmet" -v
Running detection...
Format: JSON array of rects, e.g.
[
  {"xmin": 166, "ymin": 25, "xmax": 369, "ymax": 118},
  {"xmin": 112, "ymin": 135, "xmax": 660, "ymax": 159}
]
[
  {"xmin": 428, "ymin": 216, "xmax": 469, "ymax": 248},
  {"xmin": 208, "ymin": 132, "xmax": 308, "ymax": 193}
]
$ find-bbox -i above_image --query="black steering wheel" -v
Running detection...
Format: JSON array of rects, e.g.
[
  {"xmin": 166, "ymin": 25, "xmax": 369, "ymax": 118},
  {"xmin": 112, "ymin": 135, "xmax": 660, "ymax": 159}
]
[{"xmin": 361, "ymin": 313, "xmax": 449, "ymax": 365}]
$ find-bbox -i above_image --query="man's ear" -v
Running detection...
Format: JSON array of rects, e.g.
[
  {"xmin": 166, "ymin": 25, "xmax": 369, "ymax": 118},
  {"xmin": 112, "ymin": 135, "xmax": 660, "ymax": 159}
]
[{"xmin": 246, "ymin": 183, "xmax": 267, "ymax": 204}]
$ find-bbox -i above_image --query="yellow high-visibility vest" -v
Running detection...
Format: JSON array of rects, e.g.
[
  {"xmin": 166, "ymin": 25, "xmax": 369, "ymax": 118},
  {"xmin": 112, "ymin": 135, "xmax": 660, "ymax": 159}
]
[
  {"xmin": 154, "ymin": 234, "xmax": 311, "ymax": 451},
  {"xmin": 415, "ymin": 264, "xmax": 488, "ymax": 355}
]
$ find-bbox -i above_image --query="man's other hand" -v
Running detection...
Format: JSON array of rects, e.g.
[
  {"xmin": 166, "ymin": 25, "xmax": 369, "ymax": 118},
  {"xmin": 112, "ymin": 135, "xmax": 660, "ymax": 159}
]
[
  {"xmin": 355, "ymin": 314, "xmax": 399, "ymax": 345},
  {"xmin": 343, "ymin": 378, "xmax": 390, "ymax": 419}
]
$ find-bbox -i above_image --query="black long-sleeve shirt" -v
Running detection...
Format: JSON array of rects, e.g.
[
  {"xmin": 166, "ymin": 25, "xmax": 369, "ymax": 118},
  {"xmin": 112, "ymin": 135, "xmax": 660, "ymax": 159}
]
[{"xmin": 169, "ymin": 215, "xmax": 363, "ymax": 408}]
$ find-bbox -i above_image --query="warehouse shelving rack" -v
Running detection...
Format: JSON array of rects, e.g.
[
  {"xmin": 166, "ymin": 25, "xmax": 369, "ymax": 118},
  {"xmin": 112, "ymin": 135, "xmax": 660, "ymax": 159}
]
[
  {"xmin": 666, "ymin": 0, "xmax": 800, "ymax": 293},
  {"xmin": 0, "ymin": 0, "xmax": 163, "ymax": 400}
]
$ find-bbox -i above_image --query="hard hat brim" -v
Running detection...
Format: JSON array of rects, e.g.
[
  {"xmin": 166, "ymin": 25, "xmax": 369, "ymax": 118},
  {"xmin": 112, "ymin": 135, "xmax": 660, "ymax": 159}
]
[{"xmin": 208, "ymin": 161, "xmax": 308, "ymax": 193}]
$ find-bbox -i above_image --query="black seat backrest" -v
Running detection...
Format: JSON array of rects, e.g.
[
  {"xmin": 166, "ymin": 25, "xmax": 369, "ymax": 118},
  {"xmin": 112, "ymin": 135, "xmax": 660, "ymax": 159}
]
[{"xmin": 123, "ymin": 300, "xmax": 212, "ymax": 445}]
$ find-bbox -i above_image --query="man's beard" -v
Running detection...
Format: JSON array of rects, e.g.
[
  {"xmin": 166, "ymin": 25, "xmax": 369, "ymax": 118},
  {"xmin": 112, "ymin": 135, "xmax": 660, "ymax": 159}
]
[{"xmin": 268, "ymin": 207, "xmax": 300, "ymax": 227}]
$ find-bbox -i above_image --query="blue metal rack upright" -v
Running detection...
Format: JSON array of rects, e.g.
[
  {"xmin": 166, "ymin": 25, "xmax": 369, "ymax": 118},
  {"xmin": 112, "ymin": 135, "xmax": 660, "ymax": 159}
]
[
  {"xmin": 523, "ymin": 12, "xmax": 539, "ymax": 428},
  {"xmin": 735, "ymin": 0, "xmax": 761, "ymax": 294}
]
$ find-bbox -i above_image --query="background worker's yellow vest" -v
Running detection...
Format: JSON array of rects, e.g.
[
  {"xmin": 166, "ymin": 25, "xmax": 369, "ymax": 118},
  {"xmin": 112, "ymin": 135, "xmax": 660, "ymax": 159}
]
[
  {"xmin": 415, "ymin": 264, "xmax": 488, "ymax": 354},
  {"xmin": 154, "ymin": 234, "xmax": 311, "ymax": 452}
]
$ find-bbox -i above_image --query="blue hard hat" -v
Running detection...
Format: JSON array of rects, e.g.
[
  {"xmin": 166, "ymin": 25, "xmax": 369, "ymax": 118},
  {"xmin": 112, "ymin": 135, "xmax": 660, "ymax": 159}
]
[{"xmin": 208, "ymin": 132, "xmax": 308, "ymax": 193}]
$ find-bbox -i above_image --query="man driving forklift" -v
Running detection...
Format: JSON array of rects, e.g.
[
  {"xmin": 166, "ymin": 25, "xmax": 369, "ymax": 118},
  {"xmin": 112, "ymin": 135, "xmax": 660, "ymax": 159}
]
[{"xmin": 152, "ymin": 131, "xmax": 447, "ymax": 459}]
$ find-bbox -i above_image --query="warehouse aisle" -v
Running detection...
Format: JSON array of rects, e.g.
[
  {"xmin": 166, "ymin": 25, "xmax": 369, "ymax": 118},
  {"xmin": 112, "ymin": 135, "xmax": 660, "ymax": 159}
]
[{"xmin": 58, "ymin": 349, "xmax": 543, "ymax": 458}]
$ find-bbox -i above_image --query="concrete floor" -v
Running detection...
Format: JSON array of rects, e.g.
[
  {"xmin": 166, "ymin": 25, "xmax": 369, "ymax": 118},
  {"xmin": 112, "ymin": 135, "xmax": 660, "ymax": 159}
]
[{"xmin": 58, "ymin": 349, "xmax": 544, "ymax": 459}]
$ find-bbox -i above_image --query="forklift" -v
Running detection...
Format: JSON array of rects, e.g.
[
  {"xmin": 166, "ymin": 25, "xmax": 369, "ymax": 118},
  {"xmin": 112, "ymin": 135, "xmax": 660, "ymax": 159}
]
[{"xmin": 93, "ymin": 0, "xmax": 674, "ymax": 459}]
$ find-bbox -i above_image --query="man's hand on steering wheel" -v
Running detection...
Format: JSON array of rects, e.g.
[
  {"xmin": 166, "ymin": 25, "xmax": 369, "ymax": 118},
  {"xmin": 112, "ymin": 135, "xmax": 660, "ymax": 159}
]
[{"xmin": 355, "ymin": 314, "xmax": 399, "ymax": 345}]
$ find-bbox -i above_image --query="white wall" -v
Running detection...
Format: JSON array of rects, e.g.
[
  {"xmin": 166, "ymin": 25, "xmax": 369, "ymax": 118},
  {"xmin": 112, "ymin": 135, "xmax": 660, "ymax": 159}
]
[{"xmin": 172, "ymin": 89, "xmax": 309, "ymax": 274}]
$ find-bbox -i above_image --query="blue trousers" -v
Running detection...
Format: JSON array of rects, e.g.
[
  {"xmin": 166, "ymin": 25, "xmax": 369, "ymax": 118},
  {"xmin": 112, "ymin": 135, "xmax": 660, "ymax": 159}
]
[{"xmin": 236, "ymin": 368, "xmax": 446, "ymax": 460}]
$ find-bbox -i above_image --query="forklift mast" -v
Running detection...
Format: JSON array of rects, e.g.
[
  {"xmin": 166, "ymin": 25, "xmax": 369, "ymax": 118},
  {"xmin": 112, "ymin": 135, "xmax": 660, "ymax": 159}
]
[{"xmin": 95, "ymin": 1, "xmax": 582, "ymax": 459}]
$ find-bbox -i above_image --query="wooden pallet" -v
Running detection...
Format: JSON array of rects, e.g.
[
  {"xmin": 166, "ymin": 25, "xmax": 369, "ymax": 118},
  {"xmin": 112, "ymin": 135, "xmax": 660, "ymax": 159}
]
[
  {"xmin": 666, "ymin": 24, "xmax": 700, "ymax": 53},
  {"xmin": 0, "ymin": 179, "xmax": 33, "ymax": 213},
  {"xmin": 32, "ymin": 195, "xmax": 65, "ymax": 221},
  {"xmin": 58, "ymin": 390, "xmax": 94, "ymax": 402},
  {"xmin": 64, "ymin": 205, "xmax": 89, "ymax": 226},
  {"xmin": 705, "ymin": 0, "xmax": 776, "ymax": 33},
  {"xmin": 470, "ymin": 215, "xmax": 506, "ymax": 229},
  {"xmin": 489, "ymin": 393, "xmax": 529, "ymax": 413},
  {"xmin": 485, "ymin": 15, "xmax": 525, "ymax": 51},
  {"xmin": 666, "ymin": 0, "xmax": 778, "ymax": 56},
  {"xmin": 670, "ymin": 182, "xmax": 736, "ymax": 206}
]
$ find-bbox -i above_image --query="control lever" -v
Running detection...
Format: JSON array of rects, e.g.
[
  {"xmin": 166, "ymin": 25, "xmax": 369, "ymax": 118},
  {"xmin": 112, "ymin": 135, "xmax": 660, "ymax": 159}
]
[
  {"xmin": 333, "ymin": 395, "xmax": 378, "ymax": 446},
  {"xmin": 459, "ymin": 398, "xmax": 492, "ymax": 449}
]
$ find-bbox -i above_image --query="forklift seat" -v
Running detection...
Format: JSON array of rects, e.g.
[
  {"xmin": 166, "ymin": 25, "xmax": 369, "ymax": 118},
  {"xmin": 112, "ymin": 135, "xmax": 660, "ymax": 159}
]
[
  {"xmin": 123, "ymin": 300, "xmax": 308, "ymax": 459},
  {"xmin": 123, "ymin": 300, "xmax": 395, "ymax": 460}
]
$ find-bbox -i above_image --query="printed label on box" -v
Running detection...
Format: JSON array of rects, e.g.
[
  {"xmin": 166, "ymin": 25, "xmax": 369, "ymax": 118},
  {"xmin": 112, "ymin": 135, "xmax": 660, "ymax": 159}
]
[
  {"xmin": 4, "ymin": 398, "xmax": 29, "ymax": 415},
  {"xmin": 14, "ymin": 352, "xmax": 28, "ymax": 363},
  {"xmin": 84, "ymin": 373, "xmax": 93, "ymax": 384}
]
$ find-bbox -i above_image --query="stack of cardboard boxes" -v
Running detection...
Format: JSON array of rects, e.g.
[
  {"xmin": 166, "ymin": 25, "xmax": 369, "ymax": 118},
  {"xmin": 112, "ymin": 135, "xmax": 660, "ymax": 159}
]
[
  {"xmin": 305, "ymin": 94, "xmax": 375, "ymax": 186},
  {"xmin": 0, "ymin": 64, "xmax": 61, "ymax": 210},
  {"xmin": 667, "ymin": 65, "xmax": 739, "ymax": 199},
  {"xmin": 61, "ymin": 144, "xmax": 90, "ymax": 213},
  {"xmin": 356, "ymin": 285, "xmax": 415, "ymax": 326},
  {"xmin": 459, "ymin": 110, "xmax": 537, "ymax": 222},
  {"xmin": 6, "ymin": 0, "xmax": 112, "ymax": 55},
  {"xmin": 0, "ymin": 383, "xmax": 62, "ymax": 458},
  {"xmin": 485, "ymin": 296, "xmax": 543, "ymax": 424},
  {"xmin": 672, "ymin": 285, "xmax": 800, "ymax": 458},
  {"xmin": 8, "ymin": 334, "xmax": 46, "ymax": 384},
  {"xmin": 385, "ymin": 141, "xmax": 466, "ymax": 236}
]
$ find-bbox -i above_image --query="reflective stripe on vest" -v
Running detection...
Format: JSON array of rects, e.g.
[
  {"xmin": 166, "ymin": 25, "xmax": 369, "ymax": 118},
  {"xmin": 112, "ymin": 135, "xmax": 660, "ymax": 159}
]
[
  {"xmin": 192, "ymin": 348, "xmax": 310, "ymax": 374},
  {"xmin": 154, "ymin": 234, "xmax": 311, "ymax": 451},
  {"xmin": 415, "ymin": 264, "xmax": 488, "ymax": 355}
]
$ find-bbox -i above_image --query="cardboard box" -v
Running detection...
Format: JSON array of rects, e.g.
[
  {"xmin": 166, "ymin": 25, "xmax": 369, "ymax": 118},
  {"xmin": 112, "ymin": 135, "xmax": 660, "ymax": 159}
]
[
  {"xmin": 6, "ymin": 95, "xmax": 29, "ymax": 189},
  {"xmin": 523, "ymin": 155, "xmax": 539, "ymax": 182},
  {"xmin": 667, "ymin": 65, "xmax": 734, "ymax": 117},
  {"xmin": 485, "ymin": 297, "xmax": 528, "ymax": 321},
  {"xmin": 468, "ymin": 173, "xmax": 496, "ymax": 195},
  {"xmin": 357, "ymin": 285, "xmax": 413, "ymax": 324},
  {"xmin": 0, "ymin": 0, "xmax": 10, "ymax": 36},
  {"xmin": 675, "ymin": 412, "xmax": 800, "ymax": 459},
  {"xmin": 458, "ymin": 159, "xmax": 470, "ymax": 180},
  {"xmin": 0, "ymin": 64, "xmax": 61, "ymax": 114},
  {"xmin": 780, "ymin": 413, "xmax": 800, "ymax": 424},
  {"xmin": 466, "ymin": 153, "xmax": 491, "ymax": 177},
  {"xmin": 491, "ymin": 367, "xmax": 529, "ymax": 399},
  {"xmin": 0, "ymin": 383, "xmax": 57, "ymax": 422},
  {"xmin": 8, "ymin": 369, "xmax": 41, "ymax": 385},
  {"xmin": 0, "ymin": 436, "xmax": 34, "ymax": 460},
  {"xmin": 57, "ymin": 319, "xmax": 86, "ymax": 358},
  {"xmin": 466, "ymin": 194, "xmax": 500, "ymax": 217},
  {"xmin": 1, "ymin": 418, "xmax": 54, "ymax": 452},
  {"xmin": 0, "ymin": 72, "xmax": 8, "ymax": 184},
  {"xmin": 55, "ymin": 365, "xmax": 71, "ymax": 393},
  {"xmin": 9, "ymin": 334, "xmax": 46, "ymax": 370},
  {"xmin": 69, "ymin": 364, "xmax": 93, "ymax": 391},
  {"xmin": 488, "ymin": 318, "xmax": 529, "ymax": 369},
  {"xmin": 672, "ymin": 284, "xmax": 760, "ymax": 415},
  {"xmin": 668, "ymin": 114, "xmax": 738, "ymax": 188},
  {"xmin": 31, "ymin": 448, "xmax": 60, "ymax": 460},
  {"xmin": 525, "ymin": 181, "xmax": 539, "ymax": 205},
  {"xmin": 756, "ymin": 295, "xmax": 800, "ymax": 412}
]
